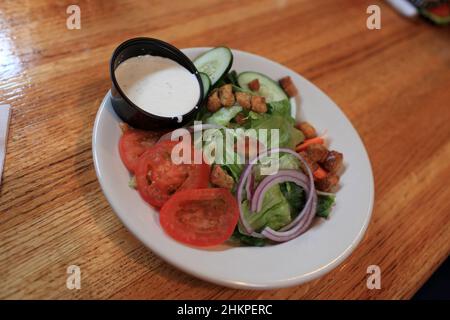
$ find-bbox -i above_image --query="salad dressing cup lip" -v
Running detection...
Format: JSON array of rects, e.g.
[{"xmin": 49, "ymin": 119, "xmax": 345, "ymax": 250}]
[{"xmin": 109, "ymin": 37, "xmax": 204, "ymax": 129}]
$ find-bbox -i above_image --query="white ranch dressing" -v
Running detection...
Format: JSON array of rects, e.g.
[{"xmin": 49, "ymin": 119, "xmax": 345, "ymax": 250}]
[{"xmin": 115, "ymin": 55, "xmax": 200, "ymax": 118}]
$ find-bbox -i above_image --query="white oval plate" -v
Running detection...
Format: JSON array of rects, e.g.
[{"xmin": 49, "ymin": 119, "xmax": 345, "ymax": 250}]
[{"xmin": 92, "ymin": 48, "xmax": 374, "ymax": 289}]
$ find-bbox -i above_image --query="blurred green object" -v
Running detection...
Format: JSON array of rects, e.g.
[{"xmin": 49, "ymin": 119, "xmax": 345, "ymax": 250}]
[
  {"xmin": 420, "ymin": 5, "xmax": 450, "ymax": 25},
  {"xmin": 410, "ymin": 0, "xmax": 450, "ymax": 25}
]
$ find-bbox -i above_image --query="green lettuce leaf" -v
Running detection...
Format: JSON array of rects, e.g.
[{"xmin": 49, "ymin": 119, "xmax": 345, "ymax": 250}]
[
  {"xmin": 248, "ymin": 108, "xmax": 304, "ymax": 149},
  {"xmin": 316, "ymin": 193, "xmax": 336, "ymax": 219},
  {"xmin": 280, "ymin": 182, "xmax": 306, "ymax": 219},
  {"xmin": 268, "ymin": 99, "xmax": 292, "ymax": 117},
  {"xmin": 214, "ymin": 70, "xmax": 239, "ymax": 88},
  {"xmin": 199, "ymin": 128, "xmax": 244, "ymax": 183},
  {"xmin": 230, "ymin": 228, "xmax": 266, "ymax": 246},
  {"xmin": 128, "ymin": 176, "xmax": 137, "ymax": 189},
  {"xmin": 252, "ymin": 153, "xmax": 300, "ymax": 183},
  {"xmin": 278, "ymin": 153, "xmax": 301, "ymax": 170},
  {"xmin": 242, "ymin": 184, "xmax": 292, "ymax": 232}
]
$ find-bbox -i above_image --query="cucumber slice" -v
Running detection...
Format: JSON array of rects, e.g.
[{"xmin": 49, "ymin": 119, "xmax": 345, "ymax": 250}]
[
  {"xmin": 237, "ymin": 71, "xmax": 288, "ymax": 102},
  {"xmin": 199, "ymin": 72, "xmax": 211, "ymax": 98},
  {"xmin": 194, "ymin": 47, "xmax": 233, "ymax": 85}
]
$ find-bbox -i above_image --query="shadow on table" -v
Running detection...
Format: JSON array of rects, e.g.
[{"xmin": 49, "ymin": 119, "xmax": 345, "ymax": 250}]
[{"xmin": 413, "ymin": 257, "xmax": 450, "ymax": 300}]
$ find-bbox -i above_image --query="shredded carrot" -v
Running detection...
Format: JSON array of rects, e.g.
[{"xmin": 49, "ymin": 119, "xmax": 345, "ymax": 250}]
[
  {"xmin": 295, "ymin": 137, "xmax": 324, "ymax": 152},
  {"xmin": 313, "ymin": 166, "xmax": 328, "ymax": 180}
]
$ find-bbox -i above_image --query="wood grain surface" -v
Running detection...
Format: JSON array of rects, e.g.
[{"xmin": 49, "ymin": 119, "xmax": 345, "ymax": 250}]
[{"xmin": 0, "ymin": 0, "xmax": 449, "ymax": 299}]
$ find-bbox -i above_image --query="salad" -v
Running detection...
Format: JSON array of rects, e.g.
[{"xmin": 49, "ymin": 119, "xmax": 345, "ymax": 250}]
[{"xmin": 118, "ymin": 47, "xmax": 344, "ymax": 247}]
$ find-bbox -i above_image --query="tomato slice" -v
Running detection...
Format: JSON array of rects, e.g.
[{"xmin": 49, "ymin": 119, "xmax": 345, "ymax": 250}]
[
  {"xmin": 428, "ymin": 4, "xmax": 449, "ymax": 17},
  {"xmin": 119, "ymin": 128, "xmax": 160, "ymax": 173},
  {"xmin": 159, "ymin": 188, "xmax": 239, "ymax": 247},
  {"xmin": 135, "ymin": 141, "xmax": 210, "ymax": 208}
]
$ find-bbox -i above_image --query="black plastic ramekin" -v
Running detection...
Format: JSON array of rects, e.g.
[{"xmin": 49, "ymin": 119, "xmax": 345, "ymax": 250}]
[{"xmin": 109, "ymin": 38, "xmax": 204, "ymax": 130}]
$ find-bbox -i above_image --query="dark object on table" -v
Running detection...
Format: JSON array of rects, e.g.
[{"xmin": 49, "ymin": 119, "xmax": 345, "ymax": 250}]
[
  {"xmin": 109, "ymin": 38, "xmax": 204, "ymax": 130},
  {"xmin": 410, "ymin": 0, "xmax": 450, "ymax": 24}
]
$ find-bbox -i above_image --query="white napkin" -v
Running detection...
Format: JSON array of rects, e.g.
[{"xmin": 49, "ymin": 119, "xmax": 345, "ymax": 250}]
[
  {"xmin": 386, "ymin": 0, "xmax": 418, "ymax": 18},
  {"xmin": 0, "ymin": 104, "xmax": 11, "ymax": 185}
]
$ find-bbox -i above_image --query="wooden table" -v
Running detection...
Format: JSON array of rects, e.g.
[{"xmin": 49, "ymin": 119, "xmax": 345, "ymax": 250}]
[{"xmin": 0, "ymin": 0, "xmax": 449, "ymax": 300}]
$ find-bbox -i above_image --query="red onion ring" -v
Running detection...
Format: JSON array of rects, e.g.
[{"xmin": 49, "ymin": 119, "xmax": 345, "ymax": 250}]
[
  {"xmin": 245, "ymin": 170, "xmax": 254, "ymax": 200},
  {"xmin": 236, "ymin": 148, "xmax": 317, "ymax": 241},
  {"xmin": 250, "ymin": 170, "xmax": 308, "ymax": 213},
  {"xmin": 261, "ymin": 192, "xmax": 317, "ymax": 242}
]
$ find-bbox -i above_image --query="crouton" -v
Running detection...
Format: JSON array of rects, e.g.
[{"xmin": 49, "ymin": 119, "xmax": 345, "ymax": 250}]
[
  {"xmin": 315, "ymin": 173, "xmax": 339, "ymax": 192},
  {"xmin": 210, "ymin": 165, "xmax": 234, "ymax": 190},
  {"xmin": 207, "ymin": 89, "xmax": 222, "ymax": 112},
  {"xmin": 219, "ymin": 84, "xmax": 235, "ymax": 107},
  {"xmin": 119, "ymin": 122, "xmax": 130, "ymax": 133},
  {"xmin": 297, "ymin": 122, "xmax": 317, "ymax": 139},
  {"xmin": 299, "ymin": 151, "xmax": 319, "ymax": 173},
  {"xmin": 279, "ymin": 76, "xmax": 298, "ymax": 97},
  {"xmin": 251, "ymin": 95, "xmax": 267, "ymax": 113},
  {"xmin": 322, "ymin": 150, "xmax": 343, "ymax": 174},
  {"xmin": 248, "ymin": 79, "xmax": 260, "ymax": 91},
  {"xmin": 235, "ymin": 92, "xmax": 252, "ymax": 109},
  {"xmin": 306, "ymin": 143, "xmax": 328, "ymax": 163}
]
